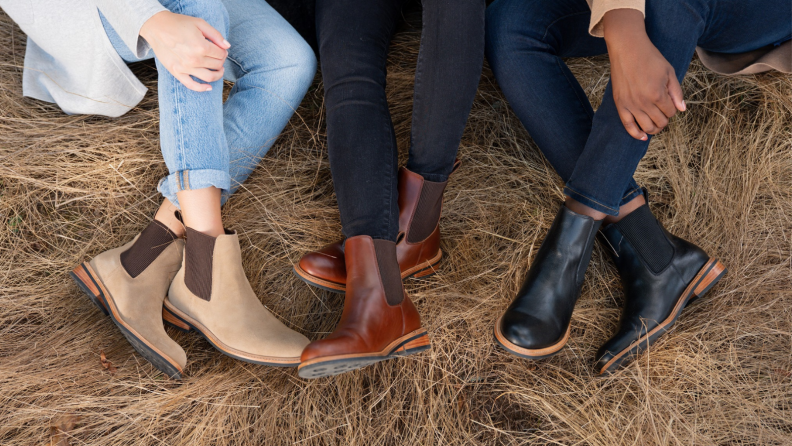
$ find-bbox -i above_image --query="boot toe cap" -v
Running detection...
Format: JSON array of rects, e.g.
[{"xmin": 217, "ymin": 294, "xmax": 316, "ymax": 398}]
[
  {"xmin": 298, "ymin": 246, "xmax": 346, "ymax": 284},
  {"xmin": 499, "ymin": 311, "xmax": 565, "ymax": 351},
  {"xmin": 300, "ymin": 332, "xmax": 364, "ymax": 363}
]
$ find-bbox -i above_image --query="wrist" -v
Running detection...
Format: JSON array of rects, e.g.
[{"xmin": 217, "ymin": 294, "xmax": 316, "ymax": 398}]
[
  {"xmin": 139, "ymin": 10, "xmax": 169, "ymax": 42},
  {"xmin": 602, "ymin": 9, "xmax": 649, "ymax": 52}
]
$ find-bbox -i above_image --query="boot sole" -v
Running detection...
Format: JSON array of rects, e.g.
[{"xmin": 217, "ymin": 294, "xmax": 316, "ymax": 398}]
[
  {"xmin": 596, "ymin": 257, "xmax": 727, "ymax": 375},
  {"xmin": 297, "ymin": 329, "xmax": 430, "ymax": 379},
  {"xmin": 70, "ymin": 263, "xmax": 184, "ymax": 379},
  {"xmin": 162, "ymin": 298, "xmax": 301, "ymax": 367},
  {"xmin": 494, "ymin": 319, "xmax": 572, "ymax": 360},
  {"xmin": 292, "ymin": 249, "xmax": 443, "ymax": 294}
]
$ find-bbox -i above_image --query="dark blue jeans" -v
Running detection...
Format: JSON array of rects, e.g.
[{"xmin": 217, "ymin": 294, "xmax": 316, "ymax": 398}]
[
  {"xmin": 317, "ymin": 0, "xmax": 485, "ymax": 240},
  {"xmin": 486, "ymin": 0, "xmax": 792, "ymax": 215}
]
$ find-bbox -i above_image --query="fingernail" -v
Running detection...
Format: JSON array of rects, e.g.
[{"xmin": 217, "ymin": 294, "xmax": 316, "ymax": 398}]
[
  {"xmin": 223, "ymin": 39, "xmax": 231, "ymax": 48},
  {"xmin": 205, "ymin": 86, "xmax": 212, "ymax": 91},
  {"xmin": 641, "ymin": 135, "xmax": 648, "ymax": 141},
  {"xmin": 681, "ymin": 100, "xmax": 687, "ymax": 111}
]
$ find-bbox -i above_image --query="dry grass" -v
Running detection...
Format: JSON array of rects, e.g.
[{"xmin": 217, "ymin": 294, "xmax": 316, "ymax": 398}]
[{"xmin": 1, "ymin": 10, "xmax": 791, "ymax": 446}]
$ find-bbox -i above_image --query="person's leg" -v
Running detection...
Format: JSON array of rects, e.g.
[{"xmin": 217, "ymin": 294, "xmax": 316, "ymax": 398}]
[
  {"xmin": 153, "ymin": 0, "xmax": 230, "ymax": 237},
  {"xmin": 394, "ymin": 0, "xmax": 484, "ymax": 258},
  {"xmin": 81, "ymin": 0, "xmax": 312, "ymax": 376},
  {"xmin": 405, "ymin": 0, "xmax": 485, "ymax": 182},
  {"xmin": 298, "ymin": 0, "xmax": 431, "ymax": 379},
  {"xmin": 316, "ymin": 0, "xmax": 405, "ymax": 243},
  {"xmin": 72, "ymin": 0, "xmax": 232, "ymax": 379},
  {"xmin": 485, "ymin": 0, "xmax": 644, "ymax": 223},
  {"xmin": 221, "ymin": 0, "xmax": 317, "ymax": 203},
  {"xmin": 486, "ymin": 0, "xmax": 635, "ymax": 359},
  {"xmin": 157, "ymin": 0, "xmax": 311, "ymax": 367},
  {"xmin": 295, "ymin": 0, "xmax": 484, "ymax": 293},
  {"xmin": 565, "ymin": 0, "xmax": 791, "ymax": 219},
  {"xmin": 592, "ymin": 0, "xmax": 789, "ymax": 373}
]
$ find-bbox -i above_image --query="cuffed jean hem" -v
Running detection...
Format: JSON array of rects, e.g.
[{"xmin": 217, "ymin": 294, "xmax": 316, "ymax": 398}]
[
  {"xmin": 563, "ymin": 184, "xmax": 644, "ymax": 217},
  {"xmin": 157, "ymin": 169, "xmax": 232, "ymax": 208}
]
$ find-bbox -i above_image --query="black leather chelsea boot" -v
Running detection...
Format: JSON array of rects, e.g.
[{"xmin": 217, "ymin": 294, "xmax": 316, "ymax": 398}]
[
  {"xmin": 595, "ymin": 204, "xmax": 727, "ymax": 374},
  {"xmin": 495, "ymin": 205, "xmax": 602, "ymax": 359}
]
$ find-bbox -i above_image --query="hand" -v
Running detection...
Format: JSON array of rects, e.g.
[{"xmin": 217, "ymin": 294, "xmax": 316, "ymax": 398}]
[
  {"xmin": 139, "ymin": 11, "xmax": 230, "ymax": 92},
  {"xmin": 603, "ymin": 9, "xmax": 685, "ymax": 140}
]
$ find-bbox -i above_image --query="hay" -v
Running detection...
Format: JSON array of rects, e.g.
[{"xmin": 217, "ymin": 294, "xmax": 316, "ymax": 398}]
[{"xmin": 1, "ymin": 9, "xmax": 791, "ymax": 446}]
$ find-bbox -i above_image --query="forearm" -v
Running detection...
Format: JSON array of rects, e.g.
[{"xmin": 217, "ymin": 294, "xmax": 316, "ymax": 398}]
[{"xmin": 601, "ymin": 9, "xmax": 651, "ymax": 59}]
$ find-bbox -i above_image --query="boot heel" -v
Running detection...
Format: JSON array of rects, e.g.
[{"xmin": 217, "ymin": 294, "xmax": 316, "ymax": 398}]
[
  {"xmin": 162, "ymin": 306, "xmax": 192, "ymax": 332},
  {"xmin": 693, "ymin": 259, "xmax": 727, "ymax": 299},
  {"xmin": 70, "ymin": 263, "xmax": 109, "ymax": 316}
]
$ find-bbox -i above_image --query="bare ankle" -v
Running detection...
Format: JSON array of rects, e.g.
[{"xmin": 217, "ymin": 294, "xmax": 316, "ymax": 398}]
[
  {"xmin": 154, "ymin": 199, "xmax": 186, "ymax": 237},
  {"xmin": 564, "ymin": 197, "xmax": 608, "ymax": 221},
  {"xmin": 176, "ymin": 187, "xmax": 224, "ymax": 237}
]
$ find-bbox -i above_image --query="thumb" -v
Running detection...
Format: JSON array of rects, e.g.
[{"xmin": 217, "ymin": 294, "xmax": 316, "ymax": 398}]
[
  {"xmin": 667, "ymin": 73, "xmax": 685, "ymax": 112},
  {"xmin": 195, "ymin": 19, "xmax": 230, "ymax": 49}
]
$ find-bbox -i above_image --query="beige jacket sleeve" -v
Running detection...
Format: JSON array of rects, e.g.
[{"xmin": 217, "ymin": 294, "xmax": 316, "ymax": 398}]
[{"xmin": 587, "ymin": 0, "xmax": 645, "ymax": 37}]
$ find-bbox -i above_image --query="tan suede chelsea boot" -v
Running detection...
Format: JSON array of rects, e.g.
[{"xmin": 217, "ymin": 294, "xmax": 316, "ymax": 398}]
[
  {"xmin": 71, "ymin": 220, "xmax": 188, "ymax": 379},
  {"xmin": 163, "ymin": 228, "xmax": 309, "ymax": 367}
]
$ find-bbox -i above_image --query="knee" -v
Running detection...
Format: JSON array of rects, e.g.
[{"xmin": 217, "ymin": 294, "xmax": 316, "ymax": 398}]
[
  {"xmin": 245, "ymin": 32, "xmax": 317, "ymax": 105},
  {"xmin": 178, "ymin": 0, "xmax": 230, "ymax": 37},
  {"xmin": 283, "ymin": 37, "xmax": 318, "ymax": 96},
  {"xmin": 485, "ymin": 0, "xmax": 523, "ymax": 68},
  {"xmin": 485, "ymin": 0, "xmax": 551, "ymax": 68}
]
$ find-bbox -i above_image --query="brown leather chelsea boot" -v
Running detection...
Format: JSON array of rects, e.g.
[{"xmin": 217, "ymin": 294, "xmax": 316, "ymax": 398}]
[
  {"xmin": 298, "ymin": 235, "xmax": 430, "ymax": 378},
  {"xmin": 294, "ymin": 163, "xmax": 459, "ymax": 293}
]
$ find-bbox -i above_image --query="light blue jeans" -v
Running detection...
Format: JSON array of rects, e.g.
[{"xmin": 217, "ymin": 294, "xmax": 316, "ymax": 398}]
[{"xmin": 102, "ymin": 0, "xmax": 316, "ymax": 206}]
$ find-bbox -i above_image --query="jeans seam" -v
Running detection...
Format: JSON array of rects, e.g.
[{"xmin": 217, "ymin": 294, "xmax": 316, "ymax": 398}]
[
  {"xmin": 410, "ymin": 9, "xmax": 426, "ymax": 160},
  {"xmin": 173, "ymin": 0, "xmax": 187, "ymax": 193},
  {"xmin": 565, "ymin": 184, "xmax": 618, "ymax": 212},
  {"xmin": 227, "ymin": 55, "xmax": 249, "ymax": 75},
  {"xmin": 381, "ymin": 125, "xmax": 396, "ymax": 240},
  {"xmin": 622, "ymin": 187, "xmax": 640, "ymax": 200}
]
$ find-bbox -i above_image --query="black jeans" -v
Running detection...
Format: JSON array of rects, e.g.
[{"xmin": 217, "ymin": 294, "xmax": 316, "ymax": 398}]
[
  {"xmin": 486, "ymin": 0, "xmax": 792, "ymax": 215},
  {"xmin": 316, "ymin": 0, "xmax": 485, "ymax": 241}
]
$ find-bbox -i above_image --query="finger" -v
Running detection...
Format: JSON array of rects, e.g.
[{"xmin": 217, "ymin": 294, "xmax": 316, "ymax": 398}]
[
  {"xmin": 646, "ymin": 105, "xmax": 669, "ymax": 132},
  {"xmin": 201, "ymin": 56, "xmax": 226, "ymax": 71},
  {"xmin": 195, "ymin": 19, "xmax": 230, "ymax": 49},
  {"xmin": 203, "ymin": 40, "xmax": 228, "ymax": 61},
  {"xmin": 656, "ymin": 91, "xmax": 678, "ymax": 119},
  {"xmin": 188, "ymin": 67, "xmax": 225, "ymax": 84},
  {"xmin": 618, "ymin": 107, "xmax": 648, "ymax": 141},
  {"xmin": 667, "ymin": 73, "xmax": 686, "ymax": 112},
  {"xmin": 633, "ymin": 110, "xmax": 659, "ymax": 135},
  {"xmin": 176, "ymin": 73, "xmax": 212, "ymax": 92}
]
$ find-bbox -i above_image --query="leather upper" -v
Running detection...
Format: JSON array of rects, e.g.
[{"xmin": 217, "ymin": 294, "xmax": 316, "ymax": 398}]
[
  {"xmin": 89, "ymin": 235, "xmax": 187, "ymax": 370},
  {"xmin": 299, "ymin": 166, "xmax": 444, "ymax": 286},
  {"xmin": 169, "ymin": 232, "xmax": 309, "ymax": 360},
  {"xmin": 300, "ymin": 235, "xmax": 423, "ymax": 361},
  {"xmin": 298, "ymin": 240, "xmax": 347, "ymax": 285},
  {"xmin": 499, "ymin": 206, "xmax": 602, "ymax": 350},
  {"xmin": 595, "ymin": 222, "xmax": 709, "ymax": 368}
]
